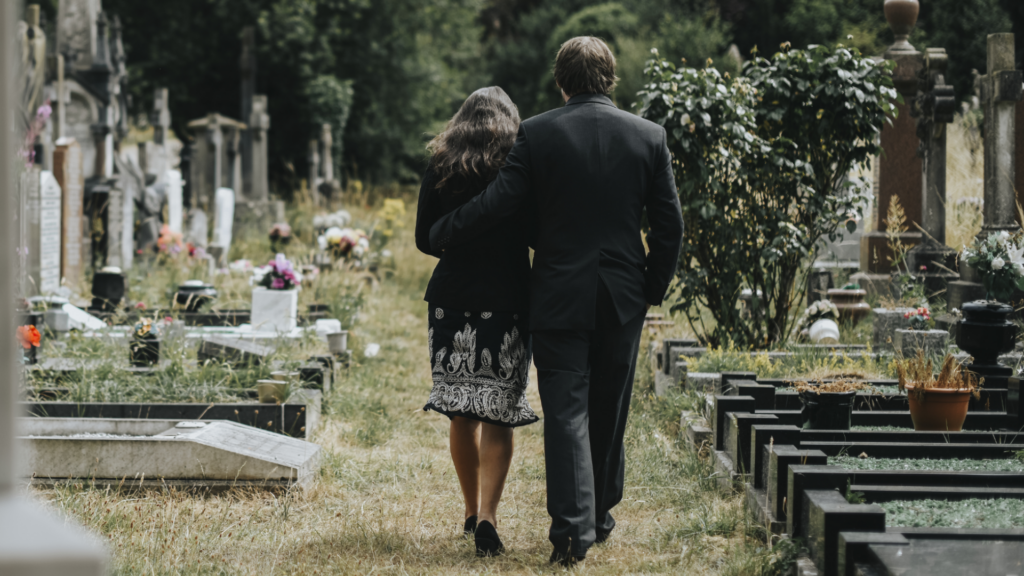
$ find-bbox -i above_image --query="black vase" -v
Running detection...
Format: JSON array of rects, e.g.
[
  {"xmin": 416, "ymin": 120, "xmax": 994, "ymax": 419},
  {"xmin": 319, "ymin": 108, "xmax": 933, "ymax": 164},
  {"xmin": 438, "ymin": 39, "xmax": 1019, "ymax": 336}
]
[
  {"xmin": 956, "ymin": 301, "xmax": 1016, "ymax": 387},
  {"xmin": 175, "ymin": 282, "xmax": 218, "ymax": 312},
  {"xmin": 21, "ymin": 345, "xmax": 37, "ymax": 365},
  {"xmin": 799, "ymin": 390, "xmax": 856, "ymax": 430},
  {"xmin": 129, "ymin": 338, "xmax": 161, "ymax": 366},
  {"xmin": 91, "ymin": 271, "xmax": 126, "ymax": 312}
]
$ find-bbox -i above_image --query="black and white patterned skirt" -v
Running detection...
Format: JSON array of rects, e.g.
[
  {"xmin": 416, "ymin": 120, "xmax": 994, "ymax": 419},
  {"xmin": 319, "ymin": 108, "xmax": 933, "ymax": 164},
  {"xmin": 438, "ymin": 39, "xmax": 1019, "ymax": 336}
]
[{"xmin": 424, "ymin": 304, "xmax": 539, "ymax": 428}]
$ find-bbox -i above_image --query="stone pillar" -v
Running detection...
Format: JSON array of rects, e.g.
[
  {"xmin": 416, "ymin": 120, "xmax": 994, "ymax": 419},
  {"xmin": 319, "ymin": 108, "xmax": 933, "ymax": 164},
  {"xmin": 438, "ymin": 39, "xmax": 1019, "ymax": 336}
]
[
  {"xmin": 981, "ymin": 34, "xmax": 1022, "ymax": 236},
  {"xmin": 247, "ymin": 95, "xmax": 269, "ymax": 201},
  {"xmin": 167, "ymin": 169, "xmax": 183, "ymax": 234},
  {"xmin": 308, "ymin": 138, "xmax": 321, "ymax": 205},
  {"xmin": 321, "ymin": 123, "xmax": 334, "ymax": 184},
  {"xmin": 37, "ymin": 170, "xmax": 63, "ymax": 294},
  {"xmin": 1, "ymin": 0, "xmax": 108, "ymax": 570},
  {"xmin": 54, "ymin": 139, "xmax": 85, "ymax": 288},
  {"xmin": 947, "ymin": 34, "xmax": 1023, "ymax": 311},
  {"xmin": 906, "ymin": 47, "xmax": 959, "ymax": 296},
  {"xmin": 240, "ymin": 27, "xmax": 256, "ymax": 199},
  {"xmin": 854, "ymin": 0, "xmax": 924, "ymax": 293},
  {"xmin": 148, "ymin": 87, "xmax": 171, "ymax": 183},
  {"xmin": 55, "ymin": 54, "xmax": 66, "ymax": 140}
]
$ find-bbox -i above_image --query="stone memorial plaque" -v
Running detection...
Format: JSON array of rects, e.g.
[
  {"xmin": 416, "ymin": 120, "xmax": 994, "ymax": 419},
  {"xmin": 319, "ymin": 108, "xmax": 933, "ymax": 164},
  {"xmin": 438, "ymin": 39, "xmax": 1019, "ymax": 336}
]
[
  {"xmin": 186, "ymin": 421, "xmax": 317, "ymax": 470},
  {"xmin": 38, "ymin": 171, "xmax": 63, "ymax": 294},
  {"xmin": 868, "ymin": 539, "xmax": 1024, "ymax": 575}
]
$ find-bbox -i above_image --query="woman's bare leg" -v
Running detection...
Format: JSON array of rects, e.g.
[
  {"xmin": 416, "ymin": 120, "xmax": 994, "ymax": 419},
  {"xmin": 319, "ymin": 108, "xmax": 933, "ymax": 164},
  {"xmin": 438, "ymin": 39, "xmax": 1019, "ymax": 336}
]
[
  {"xmin": 477, "ymin": 423, "xmax": 514, "ymax": 526},
  {"xmin": 450, "ymin": 416, "xmax": 482, "ymax": 519}
]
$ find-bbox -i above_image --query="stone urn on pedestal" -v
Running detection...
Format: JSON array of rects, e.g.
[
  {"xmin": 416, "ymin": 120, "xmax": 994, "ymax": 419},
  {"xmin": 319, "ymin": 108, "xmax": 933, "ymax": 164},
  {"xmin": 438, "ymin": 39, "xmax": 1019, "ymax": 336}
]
[
  {"xmin": 827, "ymin": 288, "xmax": 870, "ymax": 323},
  {"xmin": 956, "ymin": 301, "xmax": 1016, "ymax": 387}
]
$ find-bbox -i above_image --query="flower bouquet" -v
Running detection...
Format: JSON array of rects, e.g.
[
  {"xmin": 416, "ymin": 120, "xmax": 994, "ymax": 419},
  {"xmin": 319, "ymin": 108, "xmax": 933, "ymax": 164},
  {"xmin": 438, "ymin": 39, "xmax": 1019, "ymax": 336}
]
[
  {"xmin": 17, "ymin": 324, "xmax": 40, "ymax": 364},
  {"xmin": 903, "ymin": 306, "xmax": 932, "ymax": 330},
  {"xmin": 962, "ymin": 231, "xmax": 1024, "ymax": 301},
  {"xmin": 251, "ymin": 254, "xmax": 301, "ymax": 333},
  {"xmin": 319, "ymin": 227, "xmax": 369, "ymax": 260},
  {"xmin": 129, "ymin": 318, "xmax": 161, "ymax": 366},
  {"xmin": 797, "ymin": 300, "xmax": 841, "ymax": 343}
]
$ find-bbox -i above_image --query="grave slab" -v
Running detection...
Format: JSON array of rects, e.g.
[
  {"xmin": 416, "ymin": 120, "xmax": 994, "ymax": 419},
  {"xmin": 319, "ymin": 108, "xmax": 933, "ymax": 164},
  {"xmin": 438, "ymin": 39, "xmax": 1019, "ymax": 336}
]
[
  {"xmin": 804, "ymin": 490, "xmax": 885, "ymax": 576},
  {"xmin": 20, "ymin": 418, "xmax": 321, "ymax": 489},
  {"xmin": 864, "ymin": 539, "xmax": 1024, "ymax": 576},
  {"xmin": 198, "ymin": 335, "xmax": 274, "ymax": 366}
]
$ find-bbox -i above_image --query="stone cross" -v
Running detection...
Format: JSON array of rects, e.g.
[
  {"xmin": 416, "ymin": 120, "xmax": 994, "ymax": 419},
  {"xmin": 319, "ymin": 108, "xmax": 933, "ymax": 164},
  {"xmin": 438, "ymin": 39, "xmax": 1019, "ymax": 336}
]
[
  {"xmin": 152, "ymin": 87, "xmax": 171, "ymax": 146},
  {"xmin": 853, "ymin": 0, "xmax": 924, "ymax": 294},
  {"xmin": 906, "ymin": 47, "xmax": 959, "ymax": 295},
  {"xmin": 247, "ymin": 95, "xmax": 270, "ymax": 201},
  {"xmin": 980, "ymin": 33, "xmax": 1023, "ymax": 236}
]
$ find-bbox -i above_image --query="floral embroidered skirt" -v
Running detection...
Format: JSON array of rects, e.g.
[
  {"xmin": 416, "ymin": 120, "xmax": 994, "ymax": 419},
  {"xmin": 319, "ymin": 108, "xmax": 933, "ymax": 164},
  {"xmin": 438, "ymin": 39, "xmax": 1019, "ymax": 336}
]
[{"xmin": 424, "ymin": 305, "xmax": 539, "ymax": 428}]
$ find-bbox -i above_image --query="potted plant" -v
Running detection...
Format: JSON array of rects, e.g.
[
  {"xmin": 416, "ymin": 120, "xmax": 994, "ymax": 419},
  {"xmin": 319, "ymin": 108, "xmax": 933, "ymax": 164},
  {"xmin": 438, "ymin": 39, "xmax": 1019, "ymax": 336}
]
[
  {"xmin": 797, "ymin": 300, "xmax": 841, "ymax": 344},
  {"xmin": 961, "ymin": 231, "xmax": 1024, "ymax": 302},
  {"xmin": 17, "ymin": 324, "xmax": 40, "ymax": 365},
  {"xmin": 256, "ymin": 378, "xmax": 291, "ymax": 404},
  {"xmin": 250, "ymin": 253, "xmax": 302, "ymax": 333},
  {"xmin": 129, "ymin": 318, "xmax": 161, "ymax": 366},
  {"xmin": 792, "ymin": 380, "xmax": 868, "ymax": 430},
  {"xmin": 896, "ymin": 351, "xmax": 981, "ymax": 432}
]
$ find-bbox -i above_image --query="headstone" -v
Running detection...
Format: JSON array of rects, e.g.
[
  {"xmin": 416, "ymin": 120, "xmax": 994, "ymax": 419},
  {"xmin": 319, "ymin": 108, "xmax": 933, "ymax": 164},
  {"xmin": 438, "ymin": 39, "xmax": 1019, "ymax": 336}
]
[
  {"xmin": 892, "ymin": 328, "xmax": 948, "ymax": 357},
  {"xmin": 210, "ymin": 187, "xmax": 234, "ymax": 265},
  {"xmin": 188, "ymin": 113, "xmax": 246, "ymax": 210},
  {"xmin": 905, "ymin": 47, "xmax": 959, "ymax": 296},
  {"xmin": 167, "ymin": 169, "xmax": 183, "ymax": 234},
  {"xmin": 18, "ymin": 167, "xmax": 40, "ymax": 296},
  {"xmin": 853, "ymin": 0, "xmax": 924, "ymax": 293},
  {"xmin": 36, "ymin": 171, "xmax": 63, "ymax": 294},
  {"xmin": 947, "ymin": 34, "xmax": 1023, "ymax": 310},
  {"xmin": 185, "ymin": 208, "xmax": 208, "ymax": 248},
  {"xmin": 20, "ymin": 419, "xmax": 321, "ymax": 488},
  {"xmin": 197, "ymin": 335, "xmax": 273, "ymax": 366},
  {"xmin": 147, "ymin": 87, "xmax": 171, "ymax": 183}
]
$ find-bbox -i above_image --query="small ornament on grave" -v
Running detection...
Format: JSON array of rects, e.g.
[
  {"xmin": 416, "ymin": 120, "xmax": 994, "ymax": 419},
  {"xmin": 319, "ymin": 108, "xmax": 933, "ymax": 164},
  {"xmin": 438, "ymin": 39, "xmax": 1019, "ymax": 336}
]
[
  {"xmin": 90, "ymin": 267, "xmax": 126, "ymax": 312},
  {"xmin": 961, "ymin": 231, "xmax": 1024, "ymax": 302},
  {"xmin": 827, "ymin": 287, "xmax": 870, "ymax": 323},
  {"xmin": 129, "ymin": 318, "xmax": 161, "ymax": 367},
  {"xmin": 256, "ymin": 379, "xmax": 290, "ymax": 404},
  {"xmin": 17, "ymin": 324, "xmax": 41, "ymax": 365},
  {"xmin": 796, "ymin": 300, "xmax": 841, "ymax": 344},
  {"xmin": 896, "ymin": 352, "xmax": 980, "ymax": 432},
  {"xmin": 174, "ymin": 280, "xmax": 218, "ymax": 312}
]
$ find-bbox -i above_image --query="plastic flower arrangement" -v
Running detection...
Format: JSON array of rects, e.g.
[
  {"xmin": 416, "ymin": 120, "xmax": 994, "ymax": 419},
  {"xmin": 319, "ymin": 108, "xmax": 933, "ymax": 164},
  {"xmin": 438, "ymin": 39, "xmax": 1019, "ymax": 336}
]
[
  {"xmin": 17, "ymin": 325, "xmax": 40, "ymax": 349},
  {"xmin": 156, "ymin": 224, "xmax": 183, "ymax": 255},
  {"xmin": 252, "ymin": 253, "xmax": 302, "ymax": 290},
  {"xmin": 903, "ymin": 307, "xmax": 932, "ymax": 330},
  {"xmin": 132, "ymin": 318, "xmax": 159, "ymax": 340},
  {"xmin": 962, "ymin": 231, "xmax": 1024, "ymax": 301},
  {"xmin": 796, "ymin": 300, "xmax": 841, "ymax": 334},
  {"xmin": 377, "ymin": 199, "xmax": 406, "ymax": 239},
  {"xmin": 312, "ymin": 210, "xmax": 352, "ymax": 231}
]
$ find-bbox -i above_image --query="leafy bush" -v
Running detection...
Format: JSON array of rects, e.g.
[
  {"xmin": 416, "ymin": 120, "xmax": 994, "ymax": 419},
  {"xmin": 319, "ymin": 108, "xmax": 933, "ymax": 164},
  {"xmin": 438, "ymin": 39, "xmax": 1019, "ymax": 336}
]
[{"xmin": 638, "ymin": 44, "xmax": 896, "ymax": 348}]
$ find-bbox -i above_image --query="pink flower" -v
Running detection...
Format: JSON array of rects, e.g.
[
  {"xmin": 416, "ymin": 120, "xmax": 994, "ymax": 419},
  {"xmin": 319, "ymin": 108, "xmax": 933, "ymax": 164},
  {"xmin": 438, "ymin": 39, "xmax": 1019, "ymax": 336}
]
[{"xmin": 270, "ymin": 277, "xmax": 285, "ymax": 289}]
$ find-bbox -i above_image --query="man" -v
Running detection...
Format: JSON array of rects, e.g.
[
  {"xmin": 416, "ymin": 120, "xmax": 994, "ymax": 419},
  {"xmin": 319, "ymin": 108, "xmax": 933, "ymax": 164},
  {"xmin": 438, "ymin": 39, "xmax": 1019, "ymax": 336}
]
[{"xmin": 430, "ymin": 36, "xmax": 683, "ymax": 565}]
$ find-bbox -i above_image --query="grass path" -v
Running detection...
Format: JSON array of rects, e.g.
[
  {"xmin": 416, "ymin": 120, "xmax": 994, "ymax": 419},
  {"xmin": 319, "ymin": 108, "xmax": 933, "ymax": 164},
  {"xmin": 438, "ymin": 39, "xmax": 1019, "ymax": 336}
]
[{"xmin": 40, "ymin": 204, "xmax": 786, "ymax": 575}]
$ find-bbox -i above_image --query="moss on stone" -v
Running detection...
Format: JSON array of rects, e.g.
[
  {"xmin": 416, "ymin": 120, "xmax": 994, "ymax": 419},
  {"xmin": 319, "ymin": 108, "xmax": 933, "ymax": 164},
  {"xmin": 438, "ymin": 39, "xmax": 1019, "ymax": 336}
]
[
  {"xmin": 830, "ymin": 456, "xmax": 1024, "ymax": 472},
  {"xmin": 882, "ymin": 498, "xmax": 1024, "ymax": 529}
]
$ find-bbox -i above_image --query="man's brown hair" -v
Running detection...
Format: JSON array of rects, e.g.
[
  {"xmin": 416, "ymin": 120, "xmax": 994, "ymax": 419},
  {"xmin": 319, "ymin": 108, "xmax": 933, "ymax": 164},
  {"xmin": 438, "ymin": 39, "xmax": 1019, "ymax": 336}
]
[{"xmin": 553, "ymin": 36, "xmax": 618, "ymax": 97}]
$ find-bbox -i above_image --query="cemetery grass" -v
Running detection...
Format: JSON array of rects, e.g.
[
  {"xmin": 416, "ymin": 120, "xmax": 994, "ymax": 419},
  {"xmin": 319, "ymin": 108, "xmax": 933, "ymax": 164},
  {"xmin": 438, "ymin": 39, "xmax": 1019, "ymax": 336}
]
[{"xmin": 37, "ymin": 199, "xmax": 791, "ymax": 575}]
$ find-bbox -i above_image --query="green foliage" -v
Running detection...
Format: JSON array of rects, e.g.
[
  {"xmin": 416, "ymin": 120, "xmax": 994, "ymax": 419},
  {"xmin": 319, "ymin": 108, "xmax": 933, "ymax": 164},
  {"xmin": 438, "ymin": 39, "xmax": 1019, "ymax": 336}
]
[
  {"xmin": 638, "ymin": 44, "xmax": 895, "ymax": 348},
  {"xmin": 306, "ymin": 75, "xmax": 355, "ymax": 174}
]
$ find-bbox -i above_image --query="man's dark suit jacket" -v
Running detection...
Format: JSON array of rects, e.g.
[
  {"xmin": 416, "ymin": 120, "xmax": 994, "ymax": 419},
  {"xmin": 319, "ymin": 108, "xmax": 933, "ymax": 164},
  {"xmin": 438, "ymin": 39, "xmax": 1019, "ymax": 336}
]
[{"xmin": 430, "ymin": 93, "xmax": 684, "ymax": 332}]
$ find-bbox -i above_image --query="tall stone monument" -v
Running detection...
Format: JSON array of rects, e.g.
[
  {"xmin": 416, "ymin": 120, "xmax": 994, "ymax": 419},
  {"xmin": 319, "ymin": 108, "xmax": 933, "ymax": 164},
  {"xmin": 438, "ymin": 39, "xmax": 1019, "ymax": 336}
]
[
  {"xmin": 1, "ymin": 1, "xmax": 109, "ymax": 572},
  {"xmin": 54, "ymin": 138, "xmax": 85, "ymax": 289},
  {"xmin": 947, "ymin": 33, "xmax": 1023, "ymax": 310},
  {"xmin": 905, "ymin": 47, "xmax": 959, "ymax": 296},
  {"xmin": 247, "ymin": 95, "xmax": 270, "ymax": 201},
  {"xmin": 853, "ymin": 0, "xmax": 924, "ymax": 293},
  {"xmin": 187, "ymin": 113, "xmax": 245, "ymax": 211}
]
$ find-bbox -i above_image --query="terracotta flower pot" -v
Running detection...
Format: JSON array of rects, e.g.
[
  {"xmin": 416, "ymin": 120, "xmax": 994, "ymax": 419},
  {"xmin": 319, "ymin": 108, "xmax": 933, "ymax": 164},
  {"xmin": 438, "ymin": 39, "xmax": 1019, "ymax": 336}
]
[{"xmin": 905, "ymin": 384, "xmax": 971, "ymax": 431}]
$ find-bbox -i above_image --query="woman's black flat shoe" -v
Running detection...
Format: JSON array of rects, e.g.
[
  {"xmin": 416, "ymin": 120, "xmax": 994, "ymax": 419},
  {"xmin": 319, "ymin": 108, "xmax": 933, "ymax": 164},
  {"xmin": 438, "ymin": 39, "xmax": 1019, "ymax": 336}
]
[
  {"xmin": 463, "ymin": 515, "xmax": 478, "ymax": 537},
  {"xmin": 474, "ymin": 520, "xmax": 504, "ymax": 557}
]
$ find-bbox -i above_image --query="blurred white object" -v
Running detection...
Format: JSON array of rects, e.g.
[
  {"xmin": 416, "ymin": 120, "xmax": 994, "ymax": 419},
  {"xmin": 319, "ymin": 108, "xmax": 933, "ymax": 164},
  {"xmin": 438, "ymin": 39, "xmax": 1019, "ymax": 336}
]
[
  {"xmin": 62, "ymin": 303, "xmax": 107, "ymax": 331},
  {"xmin": 364, "ymin": 343, "xmax": 380, "ymax": 357},
  {"xmin": 315, "ymin": 319, "xmax": 342, "ymax": 341},
  {"xmin": 329, "ymin": 331, "xmax": 349, "ymax": 355},
  {"xmin": 808, "ymin": 318, "xmax": 840, "ymax": 344}
]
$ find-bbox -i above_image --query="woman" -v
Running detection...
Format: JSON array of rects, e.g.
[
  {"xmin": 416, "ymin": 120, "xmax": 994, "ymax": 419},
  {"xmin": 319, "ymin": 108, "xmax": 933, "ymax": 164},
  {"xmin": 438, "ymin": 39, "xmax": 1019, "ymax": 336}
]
[{"xmin": 415, "ymin": 86, "xmax": 537, "ymax": 557}]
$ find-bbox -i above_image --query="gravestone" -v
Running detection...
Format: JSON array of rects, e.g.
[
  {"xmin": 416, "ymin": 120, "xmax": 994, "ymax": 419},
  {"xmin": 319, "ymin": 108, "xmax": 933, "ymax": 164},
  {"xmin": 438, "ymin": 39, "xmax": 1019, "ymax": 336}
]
[
  {"xmin": 246, "ymin": 95, "xmax": 269, "ymax": 201},
  {"xmin": 905, "ymin": 47, "xmax": 959, "ymax": 296},
  {"xmin": 21, "ymin": 419, "xmax": 321, "ymax": 489},
  {"xmin": 947, "ymin": 34, "xmax": 1023, "ymax": 311},
  {"xmin": 197, "ymin": 335, "xmax": 273, "ymax": 366},
  {"xmin": 53, "ymin": 138, "xmax": 84, "ymax": 289},
  {"xmin": 36, "ymin": 171, "xmax": 63, "ymax": 294},
  {"xmin": 185, "ymin": 208, "xmax": 208, "ymax": 248},
  {"xmin": 147, "ymin": 87, "xmax": 172, "ymax": 183},
  {"xmin": 167, "ymin": 169, "xmax": 183, "ymax": 234},
  {"xmin": 188, "ymin": 113, "xmax": 245, "ymax": 210},
  {"xmin": 210, "ymin": 187, "xmax": 234, "ymax": 265},
  {"xmin": 308, "ymin": 138, "xmax": 320, "ymax": 205},
  {"xmin": 852, "ymin": 0, "xmax": 923, "ymax": 294}
]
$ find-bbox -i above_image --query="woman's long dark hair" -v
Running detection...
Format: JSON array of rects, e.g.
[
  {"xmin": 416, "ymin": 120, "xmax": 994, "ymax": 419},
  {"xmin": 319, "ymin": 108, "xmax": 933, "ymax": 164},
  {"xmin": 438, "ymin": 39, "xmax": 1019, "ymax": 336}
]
[{"xmin": 427, "ymin": 86, "xmax": 520, "ymax": 192}]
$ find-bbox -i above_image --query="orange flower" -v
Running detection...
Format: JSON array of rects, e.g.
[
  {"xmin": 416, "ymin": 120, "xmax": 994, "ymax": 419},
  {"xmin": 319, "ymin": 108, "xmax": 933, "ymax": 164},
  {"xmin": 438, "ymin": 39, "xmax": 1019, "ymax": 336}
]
[{"xmin": 17, "ymin": 325, "xmax": 40, "ymax": 349}]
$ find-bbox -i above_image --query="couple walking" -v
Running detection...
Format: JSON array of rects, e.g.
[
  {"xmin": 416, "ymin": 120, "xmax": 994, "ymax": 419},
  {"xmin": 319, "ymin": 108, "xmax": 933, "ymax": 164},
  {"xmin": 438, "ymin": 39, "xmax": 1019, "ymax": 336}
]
[{"xmin": 415, "ymin": 36, "xmax": 684, "ymax": 565}]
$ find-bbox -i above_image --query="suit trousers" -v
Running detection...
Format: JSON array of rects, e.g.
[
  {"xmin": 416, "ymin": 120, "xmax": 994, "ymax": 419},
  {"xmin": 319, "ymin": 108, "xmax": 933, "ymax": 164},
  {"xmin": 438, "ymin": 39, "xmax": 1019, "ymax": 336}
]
[{"xmin": 532, "ymin": 284, "xmax": 646, "ymax": 556}]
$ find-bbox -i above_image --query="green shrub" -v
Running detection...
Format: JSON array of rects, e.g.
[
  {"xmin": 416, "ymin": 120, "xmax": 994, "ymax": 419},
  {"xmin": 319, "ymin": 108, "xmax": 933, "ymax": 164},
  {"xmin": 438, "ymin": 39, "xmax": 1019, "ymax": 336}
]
[{"xmin": 638, "ymin": 44, "xmax": 896, "ymax": 348}]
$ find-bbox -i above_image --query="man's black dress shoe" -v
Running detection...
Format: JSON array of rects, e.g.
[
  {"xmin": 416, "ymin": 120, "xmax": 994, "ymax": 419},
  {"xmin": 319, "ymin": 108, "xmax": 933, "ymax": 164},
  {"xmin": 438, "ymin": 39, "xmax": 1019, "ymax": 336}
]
[
  {"xmin": 549, "ymin": 549, "xmax": 585, "ymax": 567},
  {"xmin": 475, "ymin": 520, "xmax": 504, "ymax": 556},
  {"xmin": 463, "ymin": 515, "xmax": 478, "ymax": 536}
]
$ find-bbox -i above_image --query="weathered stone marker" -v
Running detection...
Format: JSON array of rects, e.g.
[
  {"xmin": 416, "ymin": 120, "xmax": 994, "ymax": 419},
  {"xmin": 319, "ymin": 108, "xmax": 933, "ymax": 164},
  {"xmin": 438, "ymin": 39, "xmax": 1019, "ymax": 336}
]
[
  {"xmin": 948, "ymin": 33, "xmax": 1023, "ymax": 310},
  {"xmin": 198, "ymin": 335, "xmax": 273, "ymax": 366},
  {"xmin": 53, "ymin": 138, "xmax": 84, "ymax": 289}
]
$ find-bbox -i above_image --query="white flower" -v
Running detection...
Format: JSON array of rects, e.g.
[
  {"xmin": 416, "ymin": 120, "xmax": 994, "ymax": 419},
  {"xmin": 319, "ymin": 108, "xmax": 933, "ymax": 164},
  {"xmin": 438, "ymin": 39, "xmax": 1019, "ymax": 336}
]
[
  {"xmin": 992, "ymin": 257, "xmax": 1005, "ymax": 270},
  {"xmin": 1007, "ymin": 243, "xmax": 1024, "ymax": 266}
]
